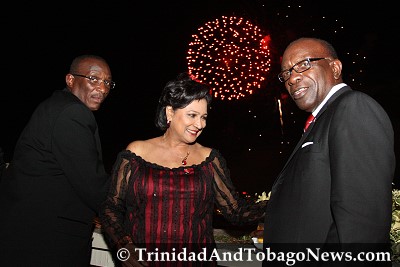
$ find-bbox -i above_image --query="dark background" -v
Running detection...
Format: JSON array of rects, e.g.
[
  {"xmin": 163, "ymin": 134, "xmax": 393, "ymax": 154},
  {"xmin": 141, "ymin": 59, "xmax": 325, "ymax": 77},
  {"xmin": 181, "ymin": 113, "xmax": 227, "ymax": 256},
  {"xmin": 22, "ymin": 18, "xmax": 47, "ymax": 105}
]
[{"xmin": 1, "ymin": 0, "xmax": 399, "ymax": 194}]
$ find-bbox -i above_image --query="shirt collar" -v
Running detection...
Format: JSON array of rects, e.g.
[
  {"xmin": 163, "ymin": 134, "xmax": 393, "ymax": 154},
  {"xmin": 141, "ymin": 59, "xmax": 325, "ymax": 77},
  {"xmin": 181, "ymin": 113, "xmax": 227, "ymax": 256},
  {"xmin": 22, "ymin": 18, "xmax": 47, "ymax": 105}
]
[{"xmin": 312, "ymin": 83, "xmax": 346, "ymax": 117}]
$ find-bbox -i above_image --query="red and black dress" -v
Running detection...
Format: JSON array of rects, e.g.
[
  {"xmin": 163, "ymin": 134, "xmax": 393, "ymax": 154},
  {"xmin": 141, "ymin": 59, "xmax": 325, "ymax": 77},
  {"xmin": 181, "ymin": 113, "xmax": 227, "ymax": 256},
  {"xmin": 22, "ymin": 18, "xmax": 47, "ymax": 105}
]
[{"xmin": 100, "ymin": 148, "xmax": 266, "ymax": 266}]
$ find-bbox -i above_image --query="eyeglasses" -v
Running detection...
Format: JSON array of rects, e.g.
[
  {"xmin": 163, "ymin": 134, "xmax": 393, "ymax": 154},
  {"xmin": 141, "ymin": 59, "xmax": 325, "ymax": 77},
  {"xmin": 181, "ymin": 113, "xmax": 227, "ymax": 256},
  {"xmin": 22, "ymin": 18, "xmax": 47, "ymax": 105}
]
[
  {"xmin": 278, "ymin": 58, "xmax": 328, "ymax": 83},
  {"xmin": 71, "ymin": 74, "xmax": 115, "ymax": 90}
]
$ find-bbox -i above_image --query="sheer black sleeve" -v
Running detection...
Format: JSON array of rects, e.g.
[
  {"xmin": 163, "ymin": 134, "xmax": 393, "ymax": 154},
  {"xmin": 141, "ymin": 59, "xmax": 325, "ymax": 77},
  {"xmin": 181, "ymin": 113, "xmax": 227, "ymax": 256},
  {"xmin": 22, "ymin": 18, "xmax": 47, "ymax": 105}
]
[
  {"xmin": 99, "ymin": 151, "xmax": 132, "ymax": 249},
  {"xmin": 211, "ymin": 150, "xmax": 267, "ymax": 225}
]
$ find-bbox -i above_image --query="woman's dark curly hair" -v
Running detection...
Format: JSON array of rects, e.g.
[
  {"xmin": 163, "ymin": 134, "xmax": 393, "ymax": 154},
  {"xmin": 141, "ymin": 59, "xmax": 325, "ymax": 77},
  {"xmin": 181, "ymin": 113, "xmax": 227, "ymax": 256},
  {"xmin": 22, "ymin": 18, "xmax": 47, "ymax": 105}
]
[{"xmin": 155, "ymin": 72, "xmax": 212, "ymax": 131}]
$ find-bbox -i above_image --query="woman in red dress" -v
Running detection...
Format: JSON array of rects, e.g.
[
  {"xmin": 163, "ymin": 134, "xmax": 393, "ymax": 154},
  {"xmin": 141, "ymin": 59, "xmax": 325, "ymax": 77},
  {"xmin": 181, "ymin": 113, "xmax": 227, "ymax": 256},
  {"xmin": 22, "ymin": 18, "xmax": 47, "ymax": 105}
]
[{"xmin": 100, "ymin": 73, "xmax": 267, "ymax": 267}]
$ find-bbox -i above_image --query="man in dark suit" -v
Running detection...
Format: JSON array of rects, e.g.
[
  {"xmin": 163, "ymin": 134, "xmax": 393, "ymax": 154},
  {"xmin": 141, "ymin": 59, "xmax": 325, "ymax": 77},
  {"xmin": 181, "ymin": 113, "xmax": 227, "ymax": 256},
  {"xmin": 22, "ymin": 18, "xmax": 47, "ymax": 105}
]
[
  {"xmin": 0, "ymin": 55, "xmax": 113, "ymax": 266},
  {"xmin": 263, "ymin": 38, "xmax": 395, "ymax": 266}
]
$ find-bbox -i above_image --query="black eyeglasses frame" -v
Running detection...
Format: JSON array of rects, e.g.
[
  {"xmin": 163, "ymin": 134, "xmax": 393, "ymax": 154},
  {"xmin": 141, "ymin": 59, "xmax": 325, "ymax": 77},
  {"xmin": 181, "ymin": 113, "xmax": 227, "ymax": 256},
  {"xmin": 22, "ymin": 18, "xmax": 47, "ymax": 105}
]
[
  {"xmin": 71, "ymin": 73, "xmax": 115, "ymax": 90},
  {"xmin": 278, "ymin": 57, "xmax": 328, "ymax": 83}
]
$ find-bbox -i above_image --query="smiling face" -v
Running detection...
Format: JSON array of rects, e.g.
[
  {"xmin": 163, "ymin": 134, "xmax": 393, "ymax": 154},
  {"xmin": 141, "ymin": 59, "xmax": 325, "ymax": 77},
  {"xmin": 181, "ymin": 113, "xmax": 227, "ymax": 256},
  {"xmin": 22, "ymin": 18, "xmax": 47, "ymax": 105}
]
[
  {"xmin": 281, "ymin": 38, "xmax": 342, "ymax": 112},
  {"xmin": 65, "ymin": 58, "xmax": 112, "ymax": 111},
  {"xmin": 166, "ymin": 99, "xmax": 208, "ymax": 143}
]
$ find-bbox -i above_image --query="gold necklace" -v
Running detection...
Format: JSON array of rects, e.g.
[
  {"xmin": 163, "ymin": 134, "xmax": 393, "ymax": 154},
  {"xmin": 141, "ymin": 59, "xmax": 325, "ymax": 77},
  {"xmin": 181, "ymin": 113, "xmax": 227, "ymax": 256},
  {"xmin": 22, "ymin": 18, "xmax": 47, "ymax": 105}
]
[{"xmin": 181, "ymin": 151, "xmax": 190, "ymax": 165}]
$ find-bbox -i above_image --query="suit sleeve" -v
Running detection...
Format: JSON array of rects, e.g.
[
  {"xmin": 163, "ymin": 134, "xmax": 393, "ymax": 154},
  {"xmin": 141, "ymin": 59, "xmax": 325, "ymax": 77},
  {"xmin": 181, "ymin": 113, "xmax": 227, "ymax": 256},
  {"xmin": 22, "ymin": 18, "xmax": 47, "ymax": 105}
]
[
  {"xmin": 329, "ymin": 92, "xmax": 395, "ymax": 243},
  {"xmin": 52, "ymin": 104, "xmax": 110, "ymax": 212}
]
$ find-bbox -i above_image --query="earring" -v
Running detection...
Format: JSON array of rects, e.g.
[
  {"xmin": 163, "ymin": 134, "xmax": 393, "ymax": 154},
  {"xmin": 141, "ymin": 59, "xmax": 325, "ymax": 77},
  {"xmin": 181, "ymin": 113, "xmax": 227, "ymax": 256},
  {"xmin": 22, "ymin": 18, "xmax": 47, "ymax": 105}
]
[{"xmin": 167, "ymin": 120, "xmax": 171, "ymax": 128}]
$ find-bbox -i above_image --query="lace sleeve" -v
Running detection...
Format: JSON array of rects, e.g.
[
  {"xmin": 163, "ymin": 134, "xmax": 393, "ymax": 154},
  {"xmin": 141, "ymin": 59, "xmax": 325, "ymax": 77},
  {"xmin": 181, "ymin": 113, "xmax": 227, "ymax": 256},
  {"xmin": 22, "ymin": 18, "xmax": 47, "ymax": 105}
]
[
  {"xmin": 211, "ymin": 150, "xmax": 267, "ymax": 225},
  {"xmin": 100, "ymin": 151, "xmax": 132, "ymax": 248}
]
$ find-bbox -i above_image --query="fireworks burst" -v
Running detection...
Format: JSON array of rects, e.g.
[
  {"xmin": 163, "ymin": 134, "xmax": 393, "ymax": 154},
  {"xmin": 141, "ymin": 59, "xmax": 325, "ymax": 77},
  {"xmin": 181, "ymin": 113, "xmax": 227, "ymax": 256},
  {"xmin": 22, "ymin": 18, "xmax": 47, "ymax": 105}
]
[{"xmin": 187, "ymin": 16, "xmax": 272, "ymax": 100}]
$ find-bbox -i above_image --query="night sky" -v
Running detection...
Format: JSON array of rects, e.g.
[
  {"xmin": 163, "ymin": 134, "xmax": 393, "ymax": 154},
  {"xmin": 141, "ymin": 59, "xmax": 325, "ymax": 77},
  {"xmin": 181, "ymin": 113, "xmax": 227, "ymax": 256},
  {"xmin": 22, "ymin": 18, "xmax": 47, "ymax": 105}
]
[{"xmin": 1, "ymin": 0, "xmax": 399, "ymax": 194}]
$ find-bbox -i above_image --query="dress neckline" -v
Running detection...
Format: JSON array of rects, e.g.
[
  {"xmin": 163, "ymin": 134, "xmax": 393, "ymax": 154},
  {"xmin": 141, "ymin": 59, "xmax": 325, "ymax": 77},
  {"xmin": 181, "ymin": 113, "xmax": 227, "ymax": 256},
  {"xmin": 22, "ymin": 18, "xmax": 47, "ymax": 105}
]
[{"xmin": 120, "ymin": 148, "xmax": 219, "ymax": 171}]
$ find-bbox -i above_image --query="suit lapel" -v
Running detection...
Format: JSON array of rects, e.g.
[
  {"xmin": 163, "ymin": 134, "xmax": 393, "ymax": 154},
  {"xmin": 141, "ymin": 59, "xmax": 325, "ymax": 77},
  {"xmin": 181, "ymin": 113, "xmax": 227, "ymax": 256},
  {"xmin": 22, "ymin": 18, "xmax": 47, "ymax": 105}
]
[
  {"xmin": 94, "ymin": 126, "xmax": 103, "ymax": 159},
  {"xmin": 271, "ymin": 86, "xmax": 352, "ymax": 192}
]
